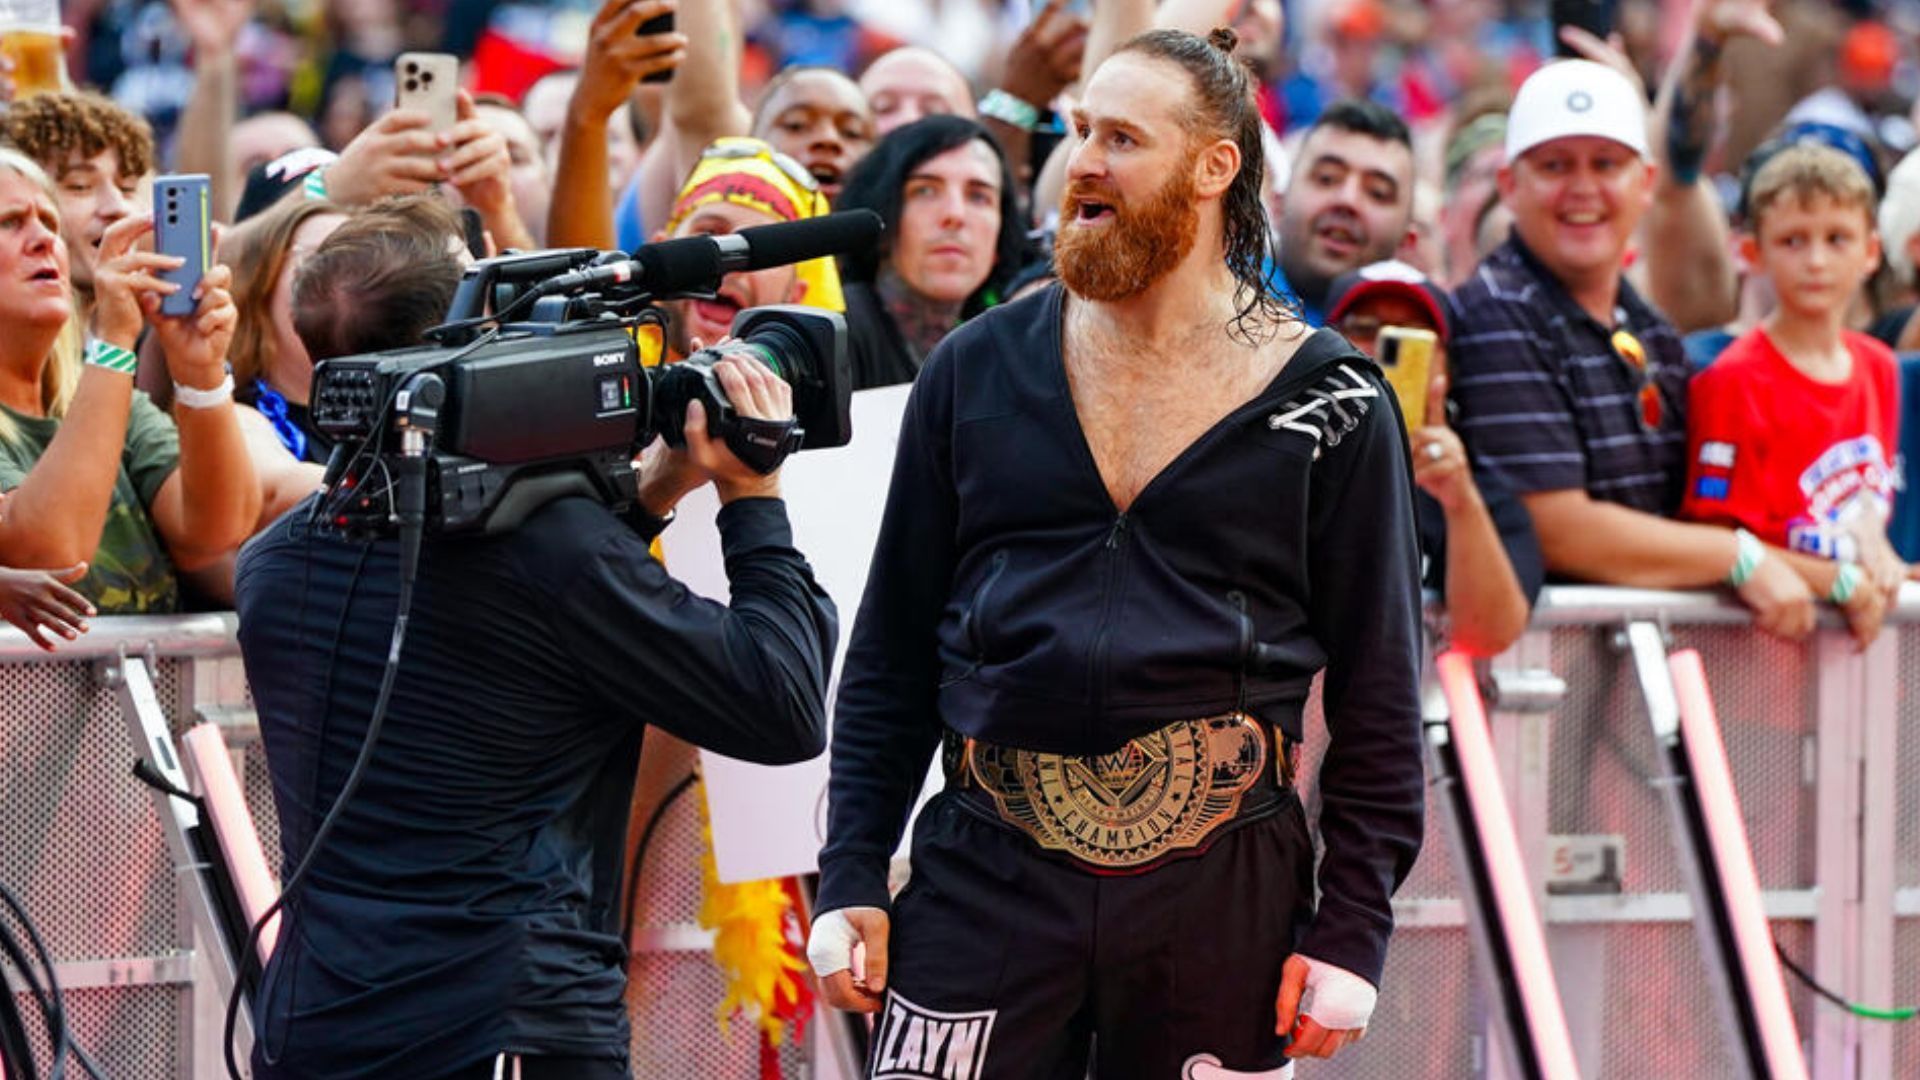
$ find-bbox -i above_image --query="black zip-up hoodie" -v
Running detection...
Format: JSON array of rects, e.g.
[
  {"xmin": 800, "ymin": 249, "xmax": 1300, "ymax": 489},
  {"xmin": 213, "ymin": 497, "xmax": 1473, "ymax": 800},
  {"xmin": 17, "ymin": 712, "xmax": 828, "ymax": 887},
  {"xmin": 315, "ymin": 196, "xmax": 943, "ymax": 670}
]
[{"xmin": 818, "ymin": 285, "xmax": 1424, "ymax": 986}]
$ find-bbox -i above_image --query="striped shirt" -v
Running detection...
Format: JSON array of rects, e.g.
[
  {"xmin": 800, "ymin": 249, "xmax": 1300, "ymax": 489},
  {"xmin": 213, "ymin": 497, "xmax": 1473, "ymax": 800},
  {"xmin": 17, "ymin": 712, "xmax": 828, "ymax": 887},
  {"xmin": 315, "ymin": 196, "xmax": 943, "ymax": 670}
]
[{"xmin": 1449, "ymin": 237, "xmax": 1691, "ymax": 515}]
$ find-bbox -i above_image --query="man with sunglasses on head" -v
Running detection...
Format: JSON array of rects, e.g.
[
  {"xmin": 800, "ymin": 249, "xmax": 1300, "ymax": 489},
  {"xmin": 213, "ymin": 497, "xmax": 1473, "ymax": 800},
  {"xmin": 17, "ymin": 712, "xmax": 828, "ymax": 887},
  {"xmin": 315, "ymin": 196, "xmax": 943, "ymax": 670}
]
[
  {"xmin": 1450, "ymin": 59, "xmax": 1820, "ymax": 640},
  {"xmin": 644, "ymin": 137, "xmax": 848, "ymax": 363}
]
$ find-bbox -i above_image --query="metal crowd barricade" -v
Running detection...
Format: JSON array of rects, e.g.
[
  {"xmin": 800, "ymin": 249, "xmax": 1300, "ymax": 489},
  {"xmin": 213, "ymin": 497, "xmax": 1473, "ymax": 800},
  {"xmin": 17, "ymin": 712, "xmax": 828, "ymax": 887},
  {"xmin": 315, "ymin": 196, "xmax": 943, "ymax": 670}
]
[{"xmin": 3, "ymin": 586, "xmax": 1917, "ymax": 1078}]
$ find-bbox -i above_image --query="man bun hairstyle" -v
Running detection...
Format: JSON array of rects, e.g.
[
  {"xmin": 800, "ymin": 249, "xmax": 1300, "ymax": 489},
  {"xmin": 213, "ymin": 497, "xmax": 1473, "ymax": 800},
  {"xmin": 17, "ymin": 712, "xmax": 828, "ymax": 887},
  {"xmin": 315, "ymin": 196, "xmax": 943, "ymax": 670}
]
[{"xmin": 1116, "ymin": 28, "xmax": 1289, "ymax": 342}]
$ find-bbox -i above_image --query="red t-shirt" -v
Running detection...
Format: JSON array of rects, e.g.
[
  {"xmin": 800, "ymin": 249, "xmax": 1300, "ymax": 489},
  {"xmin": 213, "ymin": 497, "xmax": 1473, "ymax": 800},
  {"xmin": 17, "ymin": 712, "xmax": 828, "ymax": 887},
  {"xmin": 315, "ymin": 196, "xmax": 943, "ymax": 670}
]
[{"xmin": 1680, "ymin": 328, "xmax": 1900, "ymax": 559}]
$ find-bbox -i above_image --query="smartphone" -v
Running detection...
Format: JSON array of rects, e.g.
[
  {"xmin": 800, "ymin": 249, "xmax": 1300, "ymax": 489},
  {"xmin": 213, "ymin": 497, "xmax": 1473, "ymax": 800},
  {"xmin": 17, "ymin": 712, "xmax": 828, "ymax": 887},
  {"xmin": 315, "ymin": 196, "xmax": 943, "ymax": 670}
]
[
  {"xmin": 458, "ymin": 207, "xmax": 488, "ymax": 260},
  {"xmin": 395, "ymin": 51, "xmax": 459, "ymax": 132},
  {"xmin": 636, "ymin": 12, "xmax": 674, "ymax": 84},
  {"xmin": 1377, "ymin": 326, "xmax": 1437, "ymax": 429},
  {"xmin": 153, "ymin": 174, "xmax": 210, "ymax": 319},
  {"xmin": 1550, "ymin": 0, "xmax": 1617, "ymax": 56}
]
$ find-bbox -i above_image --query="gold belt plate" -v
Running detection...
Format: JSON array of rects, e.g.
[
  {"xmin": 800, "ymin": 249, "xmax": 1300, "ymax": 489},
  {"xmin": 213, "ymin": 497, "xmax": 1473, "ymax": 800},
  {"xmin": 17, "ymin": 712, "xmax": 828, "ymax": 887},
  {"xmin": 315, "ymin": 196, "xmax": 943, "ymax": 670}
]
[{"xmin": 967, "ymin": 713, "xmax": 1267, "ymax": 869}]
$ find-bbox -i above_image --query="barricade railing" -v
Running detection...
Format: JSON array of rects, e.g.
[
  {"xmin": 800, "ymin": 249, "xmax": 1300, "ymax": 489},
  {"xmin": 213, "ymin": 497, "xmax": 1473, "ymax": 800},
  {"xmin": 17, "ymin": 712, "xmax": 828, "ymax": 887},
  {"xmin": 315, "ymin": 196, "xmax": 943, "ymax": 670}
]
[{"xmin": 2, "ymin": 586, "xmax": 1916, "ymax": 1078}]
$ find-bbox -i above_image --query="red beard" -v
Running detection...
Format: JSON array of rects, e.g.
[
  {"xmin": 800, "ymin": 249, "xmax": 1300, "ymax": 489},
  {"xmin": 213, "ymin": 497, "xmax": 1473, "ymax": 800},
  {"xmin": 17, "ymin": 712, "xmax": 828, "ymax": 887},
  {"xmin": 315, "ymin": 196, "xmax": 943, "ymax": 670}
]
[{"xmin": 1054, "ymin": 162, "xmax": 1200, "ymax": 302}]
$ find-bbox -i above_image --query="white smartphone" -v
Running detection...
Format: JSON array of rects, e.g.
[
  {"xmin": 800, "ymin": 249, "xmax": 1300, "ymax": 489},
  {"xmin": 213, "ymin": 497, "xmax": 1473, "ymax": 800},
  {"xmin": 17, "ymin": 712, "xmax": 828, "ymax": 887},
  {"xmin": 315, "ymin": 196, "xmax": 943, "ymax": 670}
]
[{"xmin": 394, "ymin": 52, "xmax": 459, "ymax": 133}]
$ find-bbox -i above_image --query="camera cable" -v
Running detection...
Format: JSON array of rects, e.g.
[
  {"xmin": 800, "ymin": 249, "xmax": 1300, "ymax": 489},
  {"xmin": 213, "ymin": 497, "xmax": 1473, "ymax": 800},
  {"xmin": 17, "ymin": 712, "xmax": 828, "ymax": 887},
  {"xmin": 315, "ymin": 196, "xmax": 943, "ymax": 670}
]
[
  {"xmin": 1774, "ymin": 940, "xmax": 1916, "ymax": 1021},
  {"xmin": 223, "ymin": 378, "xmax": 441, "ymax": 1079},
  {"xmin": 0, "ymin": 881, "xmax": 107, "ymax": 1080}
]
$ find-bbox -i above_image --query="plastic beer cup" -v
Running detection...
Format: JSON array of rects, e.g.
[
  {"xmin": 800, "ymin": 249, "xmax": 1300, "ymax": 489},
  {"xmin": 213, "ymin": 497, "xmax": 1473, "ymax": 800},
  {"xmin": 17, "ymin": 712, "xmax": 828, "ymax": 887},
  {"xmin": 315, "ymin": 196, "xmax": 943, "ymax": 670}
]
[{"xmin": 0, "ymin": 0, "xmax": 65, "ymax": 98}]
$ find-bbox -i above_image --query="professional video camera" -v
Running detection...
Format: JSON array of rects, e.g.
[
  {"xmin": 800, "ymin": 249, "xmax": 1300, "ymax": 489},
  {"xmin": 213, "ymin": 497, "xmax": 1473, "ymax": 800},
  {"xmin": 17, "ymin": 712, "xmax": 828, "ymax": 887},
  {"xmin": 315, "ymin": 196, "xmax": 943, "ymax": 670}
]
[{"xmin": 306, "ymin": 210, "xmax": 881, "ymax": 538}]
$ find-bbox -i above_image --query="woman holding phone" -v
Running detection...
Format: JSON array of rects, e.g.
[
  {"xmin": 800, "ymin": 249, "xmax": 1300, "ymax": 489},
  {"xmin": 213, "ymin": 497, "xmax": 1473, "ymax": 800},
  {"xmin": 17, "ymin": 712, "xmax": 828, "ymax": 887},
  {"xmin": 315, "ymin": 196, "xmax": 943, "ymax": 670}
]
[
  {"xmin": 1325, "ymin": 260, "xmax": 1541, "ymax": 655},
  {"xmin": 0, "ymin": 147, "xmax": 257, "ymax": 613}
]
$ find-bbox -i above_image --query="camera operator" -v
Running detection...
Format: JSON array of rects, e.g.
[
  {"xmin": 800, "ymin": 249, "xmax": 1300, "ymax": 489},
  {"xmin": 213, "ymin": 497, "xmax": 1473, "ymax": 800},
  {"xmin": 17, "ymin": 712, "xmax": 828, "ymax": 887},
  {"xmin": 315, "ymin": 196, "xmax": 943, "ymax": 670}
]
[{"xmin": 234, "ymin": 202, "xmax": 838, "ymax": 1079}]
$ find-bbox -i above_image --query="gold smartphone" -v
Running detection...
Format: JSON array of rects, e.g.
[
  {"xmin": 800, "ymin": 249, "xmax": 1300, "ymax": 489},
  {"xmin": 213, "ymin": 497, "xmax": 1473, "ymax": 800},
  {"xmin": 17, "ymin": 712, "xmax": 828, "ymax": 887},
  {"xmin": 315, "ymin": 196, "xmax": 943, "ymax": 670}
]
[{"xmin": 1377, "ymin": 325, "xmax": 1437, "ymax": 429}]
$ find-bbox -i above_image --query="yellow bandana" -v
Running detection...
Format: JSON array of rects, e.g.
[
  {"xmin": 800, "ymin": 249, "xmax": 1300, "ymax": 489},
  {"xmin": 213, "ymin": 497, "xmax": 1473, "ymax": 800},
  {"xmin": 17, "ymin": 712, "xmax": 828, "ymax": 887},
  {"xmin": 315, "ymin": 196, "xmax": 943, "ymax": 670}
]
[{"xmin": 665, "ymin": 137, "xmax": 846, "ymax": 315}]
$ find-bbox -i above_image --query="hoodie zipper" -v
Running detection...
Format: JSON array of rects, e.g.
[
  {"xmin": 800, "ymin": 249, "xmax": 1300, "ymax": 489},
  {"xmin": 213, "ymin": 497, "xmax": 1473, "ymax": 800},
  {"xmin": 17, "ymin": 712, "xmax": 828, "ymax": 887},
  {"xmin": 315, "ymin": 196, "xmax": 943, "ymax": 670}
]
[{"xmin": 1086, "ymin": 513, "xmax": 1133, "ymax": 732}]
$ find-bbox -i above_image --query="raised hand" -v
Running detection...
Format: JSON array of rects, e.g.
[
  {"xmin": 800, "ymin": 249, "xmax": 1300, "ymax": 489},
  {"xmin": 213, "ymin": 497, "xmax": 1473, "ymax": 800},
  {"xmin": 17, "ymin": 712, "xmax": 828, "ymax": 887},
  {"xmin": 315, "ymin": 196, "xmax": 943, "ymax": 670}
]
[
  {"xmin": 443, "ymin": 91, "xmax": 516, "ymax": 218},
  {"xmin": 1000, "ymin": 0, "xmax": 1090, "ymax": 111},
  {"xmin": 169, "ymin": 0, "xmax": 256, "ymax": 56},
  {"xmin": 323, "ymin": 109, "xmax": 448, "ymax": 206},
  {"xmin": 573, "ymin": 0, "xmax": 687, "ymax": 123},
  {"xmin": 91, "ymin": 214, "xmax": 179, "ymax": 348},
  {"xmin": 150, "ymin": 263, "xmax": 237, "ymax": 388}
]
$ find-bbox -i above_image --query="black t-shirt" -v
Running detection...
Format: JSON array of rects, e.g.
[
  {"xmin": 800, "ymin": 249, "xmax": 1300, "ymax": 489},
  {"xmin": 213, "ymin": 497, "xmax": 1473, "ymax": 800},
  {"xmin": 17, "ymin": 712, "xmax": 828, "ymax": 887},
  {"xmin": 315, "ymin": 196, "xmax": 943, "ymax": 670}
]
[
  {"xmin": 236, "ymin": 495, "xmax": 835, "ymax": 1078},
  {"xmin": 844, "ymin": 281, "xmax": 920, "ymax": 391},
  {"xmin": 1868, "ymin": 304, "xmax": 1912, "ymax": 349},
  {"xmin": 1413, "ymin": 477, "xmax": 1545, "ymax": 606}
]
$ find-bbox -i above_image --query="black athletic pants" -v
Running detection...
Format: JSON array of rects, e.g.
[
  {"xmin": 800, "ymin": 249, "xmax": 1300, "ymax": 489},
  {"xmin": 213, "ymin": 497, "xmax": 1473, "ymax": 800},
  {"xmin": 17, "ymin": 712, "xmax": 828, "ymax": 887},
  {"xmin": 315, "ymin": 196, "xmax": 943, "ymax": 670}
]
[
  {"xmin": 445, "ymin": 1054, "xmax": 628, "ymax": 1079},
  {"xmin": 869, "ymin": 788, "xmax": 1316, "ymax": 1080}
]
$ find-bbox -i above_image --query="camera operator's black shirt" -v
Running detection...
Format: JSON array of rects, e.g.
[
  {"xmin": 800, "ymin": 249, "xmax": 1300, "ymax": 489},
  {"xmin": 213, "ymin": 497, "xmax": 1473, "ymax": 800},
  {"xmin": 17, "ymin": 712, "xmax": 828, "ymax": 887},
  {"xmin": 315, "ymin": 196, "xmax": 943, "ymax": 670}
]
[
  {"xmin": 817, "ymin": 284, "xmax": 1426, "ymax": 988},
  {"xmin": 234, "ymin": 494, "xmax": 835, "ymax": 1079}
]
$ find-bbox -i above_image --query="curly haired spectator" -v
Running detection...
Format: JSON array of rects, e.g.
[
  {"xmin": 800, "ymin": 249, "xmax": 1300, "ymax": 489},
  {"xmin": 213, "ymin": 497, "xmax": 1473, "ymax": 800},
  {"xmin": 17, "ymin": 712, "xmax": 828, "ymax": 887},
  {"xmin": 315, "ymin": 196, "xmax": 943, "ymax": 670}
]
[{"xmin": 1, "ymin": 91, "xmax": 155, "ymax": 308}]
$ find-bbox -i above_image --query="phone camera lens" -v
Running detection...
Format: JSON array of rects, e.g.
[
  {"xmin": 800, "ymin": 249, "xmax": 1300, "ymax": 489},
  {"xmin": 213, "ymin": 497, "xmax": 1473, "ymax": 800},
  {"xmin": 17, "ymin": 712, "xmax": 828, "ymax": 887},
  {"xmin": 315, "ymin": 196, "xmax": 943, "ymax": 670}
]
[
  {"xmin": 405, "ymin": 79, "xmax": 418, "ymax": 92},
  {"xmin": 405, "ymin": 61, "xmax": 418, "ymax": 74},
  {"xmin": 421, "ymin": 71, "xmax": 434, "ymax": 83}
]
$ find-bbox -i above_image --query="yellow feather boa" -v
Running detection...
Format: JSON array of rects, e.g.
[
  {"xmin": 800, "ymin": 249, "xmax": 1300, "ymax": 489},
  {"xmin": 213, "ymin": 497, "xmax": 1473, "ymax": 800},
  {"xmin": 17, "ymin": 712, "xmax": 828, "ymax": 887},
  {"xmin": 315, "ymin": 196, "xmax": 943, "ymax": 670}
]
[{"xmin": 696, "ymin": 776, "xmax": 810, "ymax": 1044}]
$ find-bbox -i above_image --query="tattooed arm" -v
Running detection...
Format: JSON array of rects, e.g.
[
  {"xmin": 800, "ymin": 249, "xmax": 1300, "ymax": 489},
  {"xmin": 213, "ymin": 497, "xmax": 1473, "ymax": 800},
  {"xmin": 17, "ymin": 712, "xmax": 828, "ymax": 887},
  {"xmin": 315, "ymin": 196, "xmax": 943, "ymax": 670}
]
[{"xmin": 1641, "ymin": 0, "xmax": 1783, "ymax": 333}]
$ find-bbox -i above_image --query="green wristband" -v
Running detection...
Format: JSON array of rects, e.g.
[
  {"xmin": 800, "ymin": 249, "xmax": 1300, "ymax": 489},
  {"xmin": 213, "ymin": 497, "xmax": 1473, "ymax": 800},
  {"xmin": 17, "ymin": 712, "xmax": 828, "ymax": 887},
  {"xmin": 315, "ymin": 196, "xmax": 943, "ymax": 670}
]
[
  {"xmin": 84, "ymin": 339, "xmax": 138, "ymax": 376},
  {"xmin": 978, "ymin": 88, "xmax": 1041, "ymax": 132},
  {"xmin": 1726, "ymin": 528, "xmax": 1765, "ymax": 588},
  {"xmin": 1829, "ymin": 562, "xmax": 1863, "ymax": 605},
  {"xmin": 303, "ymin": 167, "xmax": 328, "ymax": 201}
]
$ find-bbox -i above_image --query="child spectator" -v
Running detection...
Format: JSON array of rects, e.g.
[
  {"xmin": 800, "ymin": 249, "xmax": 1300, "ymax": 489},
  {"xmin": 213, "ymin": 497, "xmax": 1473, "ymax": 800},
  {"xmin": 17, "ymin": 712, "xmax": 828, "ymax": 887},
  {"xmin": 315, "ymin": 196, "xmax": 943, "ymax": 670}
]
[{"xmin": 1680, "ymin": 144, "xmax": 1907, "ymax": 646}]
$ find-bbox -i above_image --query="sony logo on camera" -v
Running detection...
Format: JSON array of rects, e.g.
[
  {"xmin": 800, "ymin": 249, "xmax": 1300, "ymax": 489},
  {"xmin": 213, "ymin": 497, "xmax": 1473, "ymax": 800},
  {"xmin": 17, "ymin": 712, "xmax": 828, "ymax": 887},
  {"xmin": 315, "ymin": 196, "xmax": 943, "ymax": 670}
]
[{"xmin": 592, "ymin": 351, "xmax": 625, "ymax": 368}]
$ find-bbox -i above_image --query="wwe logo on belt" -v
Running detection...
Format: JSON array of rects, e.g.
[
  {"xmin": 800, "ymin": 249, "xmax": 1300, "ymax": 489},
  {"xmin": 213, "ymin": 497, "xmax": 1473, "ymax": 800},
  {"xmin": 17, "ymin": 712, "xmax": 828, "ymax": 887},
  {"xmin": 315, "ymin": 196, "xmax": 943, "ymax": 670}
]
[{"xmin": 870, "ymin": 991, "xmax": 997, "ymax": 1080}]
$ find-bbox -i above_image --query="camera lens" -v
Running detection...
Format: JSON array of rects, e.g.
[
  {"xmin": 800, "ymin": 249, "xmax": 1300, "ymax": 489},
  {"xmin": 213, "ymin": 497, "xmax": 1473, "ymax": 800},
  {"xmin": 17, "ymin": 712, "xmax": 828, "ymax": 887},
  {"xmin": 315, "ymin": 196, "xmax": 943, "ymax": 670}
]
[
  {"xmin": 421, "ymin": 71, "xmax": 434, "ymax": 83},
  {"xmin": 405, "ymin": 79, "xmax": 418, "ymax": 92},
  {"xmin": 405, "ymin": 61, "xmax": 418, "ymax": 74}
]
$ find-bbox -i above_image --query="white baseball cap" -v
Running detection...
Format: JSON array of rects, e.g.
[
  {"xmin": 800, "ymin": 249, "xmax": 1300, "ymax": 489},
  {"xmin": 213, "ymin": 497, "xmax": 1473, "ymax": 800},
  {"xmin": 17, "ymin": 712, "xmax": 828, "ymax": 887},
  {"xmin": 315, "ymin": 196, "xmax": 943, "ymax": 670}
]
[{"xmin": 1505, "ymin": 60, "xmax": 1649, "ymax": 163}]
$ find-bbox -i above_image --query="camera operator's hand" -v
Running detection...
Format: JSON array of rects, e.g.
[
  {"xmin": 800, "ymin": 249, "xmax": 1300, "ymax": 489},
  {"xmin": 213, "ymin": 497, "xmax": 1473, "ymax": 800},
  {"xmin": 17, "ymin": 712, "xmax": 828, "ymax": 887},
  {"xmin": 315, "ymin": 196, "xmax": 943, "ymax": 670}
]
[
  {"xmin": 324, "ymin": 108, "xmax": 448, "ymax": 206},
  {"xmin": 691, "ymin": 354, "xmax": 791, "ymax": 502},
  {"xmin": 637, "ymin": 352, "xmax": 791, "ymax": 511},
  {"xmin": 92, "ymin": 214, "xmax": 181, "ymax": 349},
  {"xmin": 150, "ymin": 264, "xmax": 237, "ymax": 390}
]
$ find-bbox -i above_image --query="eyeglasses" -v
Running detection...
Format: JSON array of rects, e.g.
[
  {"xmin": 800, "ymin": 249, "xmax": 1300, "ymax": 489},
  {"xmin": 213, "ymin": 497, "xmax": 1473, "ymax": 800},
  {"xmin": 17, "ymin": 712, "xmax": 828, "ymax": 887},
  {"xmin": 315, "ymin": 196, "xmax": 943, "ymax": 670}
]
[
  {"xmin": 1337, "ymin": 313, "xmax": 1440, "ymax": 341},
  {"xmin": 699, "ymin": 139, "xmax": 822, "ymax": 196},
  {"xmin": 1610, "ymin": 327, "xmax": 1665, "ymax": 431}
]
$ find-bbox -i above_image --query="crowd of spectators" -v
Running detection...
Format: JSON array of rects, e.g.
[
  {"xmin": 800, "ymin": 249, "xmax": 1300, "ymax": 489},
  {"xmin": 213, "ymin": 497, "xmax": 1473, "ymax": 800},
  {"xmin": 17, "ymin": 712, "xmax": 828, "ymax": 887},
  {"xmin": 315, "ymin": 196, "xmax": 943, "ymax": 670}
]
[{"xmin": 0, "ymin": 0, "xmax": 1917, "ymax": 657}]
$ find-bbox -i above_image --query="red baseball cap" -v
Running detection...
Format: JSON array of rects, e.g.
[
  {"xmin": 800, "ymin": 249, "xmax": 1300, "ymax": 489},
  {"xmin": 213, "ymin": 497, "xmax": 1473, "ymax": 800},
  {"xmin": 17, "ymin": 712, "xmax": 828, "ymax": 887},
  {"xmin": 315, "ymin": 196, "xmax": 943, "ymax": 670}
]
[{"xmin": 1324, "ymin": 260, "xmax": 1452, "ymax": 343}]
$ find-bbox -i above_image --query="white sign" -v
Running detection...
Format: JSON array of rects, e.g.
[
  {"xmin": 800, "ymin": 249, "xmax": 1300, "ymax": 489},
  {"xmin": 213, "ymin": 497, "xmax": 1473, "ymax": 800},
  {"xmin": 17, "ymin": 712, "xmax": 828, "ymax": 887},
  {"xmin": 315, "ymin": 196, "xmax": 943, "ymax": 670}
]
[{"xmin": 668, "ymin": 384, "xmax": 942, "ymax": 884}]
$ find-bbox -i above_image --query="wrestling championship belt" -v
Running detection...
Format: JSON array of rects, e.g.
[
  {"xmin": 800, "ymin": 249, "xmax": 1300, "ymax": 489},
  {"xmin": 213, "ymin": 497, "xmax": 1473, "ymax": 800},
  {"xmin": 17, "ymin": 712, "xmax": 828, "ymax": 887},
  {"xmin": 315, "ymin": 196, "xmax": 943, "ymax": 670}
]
[{"xmin": 964, "ymin": 713, "xmax": 1269, "ymax": 870}]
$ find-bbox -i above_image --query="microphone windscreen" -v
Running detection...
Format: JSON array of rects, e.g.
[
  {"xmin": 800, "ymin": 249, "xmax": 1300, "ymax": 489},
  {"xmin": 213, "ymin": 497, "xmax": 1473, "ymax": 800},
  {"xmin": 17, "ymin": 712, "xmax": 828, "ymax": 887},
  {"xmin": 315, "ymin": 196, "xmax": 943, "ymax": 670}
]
[
  {"xmin": 635, "ymin": 236, "xmax": 726, "ymax": 293},
  {"xmin": 739, "ymin": 210, "xmax": 885, "ymax": 271}
]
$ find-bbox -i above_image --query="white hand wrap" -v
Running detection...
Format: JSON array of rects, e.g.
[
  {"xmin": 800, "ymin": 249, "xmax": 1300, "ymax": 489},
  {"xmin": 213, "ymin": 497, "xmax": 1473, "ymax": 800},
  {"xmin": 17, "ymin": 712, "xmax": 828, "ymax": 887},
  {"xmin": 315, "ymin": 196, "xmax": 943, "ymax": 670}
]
[
  {"xmin": 1298, "ymin": 955, "xmax": 1377, "ymax": 1031},
  {"xmin": 806, "ymin": 907, "xmax": 871, "ymax": 978}
]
